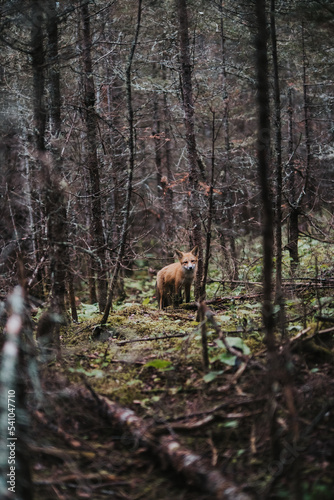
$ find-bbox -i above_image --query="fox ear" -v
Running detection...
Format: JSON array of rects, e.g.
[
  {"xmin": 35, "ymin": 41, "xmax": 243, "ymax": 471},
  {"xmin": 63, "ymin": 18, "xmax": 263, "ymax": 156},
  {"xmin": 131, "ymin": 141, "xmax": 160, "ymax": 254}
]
[
  {"xmin": 175, "ymin": 249, "xmax": 183, "ymax": 260},
  {"xmin": 191, "ymin": 246, "xmax": 199, "ymax": 256}
]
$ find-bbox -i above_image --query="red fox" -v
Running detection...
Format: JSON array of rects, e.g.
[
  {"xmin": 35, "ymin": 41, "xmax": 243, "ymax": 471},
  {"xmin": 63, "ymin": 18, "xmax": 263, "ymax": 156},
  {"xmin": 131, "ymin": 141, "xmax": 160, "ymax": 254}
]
[{"xmin": 156, "ymin": 247, "xmax": 198, "ymax": 309}]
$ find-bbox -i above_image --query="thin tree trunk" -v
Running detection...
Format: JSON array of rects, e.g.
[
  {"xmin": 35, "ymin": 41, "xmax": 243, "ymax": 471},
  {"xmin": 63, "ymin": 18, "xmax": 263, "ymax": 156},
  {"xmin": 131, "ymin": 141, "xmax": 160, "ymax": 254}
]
[
  {"xmin": 32, "ymin": 0, "xmax": 63, "ymax": 354},
  {"xmin": 270, "ymin": 0, "xmax": 285, "ymax": 333},
  {"xmin": 176, "ymin": 0, "xmax": 203, "ymax": 300},
  {"xmin": 287, "ymin": 24, "xmax": 311, "ymax": 274},
  {"xmin": 31, "ymin": 0, "xmax": 46, "ymax": 154},
  {"xmin": 153, "ymin": 79, "xmax": 164, "ymax": 230},
  {"xmin": 255, "ymin": 0, "xmax": 280, "ymax": 462},
  {"xmin": 219, "ymin": 0, "xmax": 230, "ymax": 154},
  {"xmin": 101, "ymin": 0, "xmax": 142, "ymax": 325},
  {"xmin": 46, "ymin": 0, "xmax": 61, "ymax": 138},
  {"xmin": 287, "ymin": 88, "xmax": 299, "ymax": 273},
  {"xmin": 46, "ymin": 0, "xmax": 79, "ymax": 322},
  {"xmin": 255, "ymin": 0, "xmax": 275, "ymax": 349},
  {"xmin": 46, "ymin": 0, "xmax": 69, "ymax": 323},
  {"xmin": 270, "ymin": 2, "xmax": 299, "ymax": 452},
  {"xmin": 218, "ymin": 1, "xmax": 238, "ymax": 284},
  {"xmin": 81, "ymin": 1, "xmax": 107, "ymax": 312},
  {"xmin": 301, "ymin": 21, "xmax": 312, "ymax": 204},
  {"xmin": 201, "ymin": 109, "xmax": 215, "ymax": 298},
  {"xmin": 162, "ymin": 66, "xmax": 174, "ymax": 257}
]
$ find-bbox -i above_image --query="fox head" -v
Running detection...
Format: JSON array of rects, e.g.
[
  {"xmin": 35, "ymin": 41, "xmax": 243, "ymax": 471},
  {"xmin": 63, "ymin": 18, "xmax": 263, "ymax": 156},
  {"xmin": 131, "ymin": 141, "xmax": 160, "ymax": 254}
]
[{"xmin": 175, "ymin": 246, "xmax": 198, "ymax": 272}]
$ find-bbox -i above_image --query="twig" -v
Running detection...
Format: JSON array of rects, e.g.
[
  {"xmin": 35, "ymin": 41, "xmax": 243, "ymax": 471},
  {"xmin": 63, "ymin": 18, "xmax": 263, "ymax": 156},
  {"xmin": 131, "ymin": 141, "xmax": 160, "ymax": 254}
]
[
  {"xmin": 203, "ymin": 304, "xmax": 249, "ymax": 362},
  {"xmin": 159, "ymin": 396, "xmax": 267, "ymax": 424}
]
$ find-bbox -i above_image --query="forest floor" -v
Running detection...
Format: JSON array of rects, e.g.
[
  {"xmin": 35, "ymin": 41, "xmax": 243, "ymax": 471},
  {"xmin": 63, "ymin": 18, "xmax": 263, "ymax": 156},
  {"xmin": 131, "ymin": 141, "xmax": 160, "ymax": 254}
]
[{"xmin": 29, "ymin": 275, "xmax": 334, "ymax": 500}]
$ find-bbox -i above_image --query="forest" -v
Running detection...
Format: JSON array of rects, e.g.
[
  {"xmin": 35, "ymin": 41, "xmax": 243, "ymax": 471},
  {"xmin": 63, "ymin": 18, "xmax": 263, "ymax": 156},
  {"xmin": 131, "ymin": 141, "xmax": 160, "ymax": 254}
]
[{"xmin": 0, "ymin": 0, "xmax": 334, "ymax": 498}]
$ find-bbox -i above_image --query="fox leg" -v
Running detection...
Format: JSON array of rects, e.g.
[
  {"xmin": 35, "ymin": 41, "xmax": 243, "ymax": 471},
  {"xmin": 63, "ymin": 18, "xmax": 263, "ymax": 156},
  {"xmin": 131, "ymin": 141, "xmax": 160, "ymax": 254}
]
[{"xmin": 184, "ymin": 282, "xmax": 191, "ymax": 303}]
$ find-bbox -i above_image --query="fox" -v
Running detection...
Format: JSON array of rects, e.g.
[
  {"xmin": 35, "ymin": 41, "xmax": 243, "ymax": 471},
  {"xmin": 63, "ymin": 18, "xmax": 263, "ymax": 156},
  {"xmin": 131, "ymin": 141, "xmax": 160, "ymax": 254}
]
[{"xmin": 156, "ymin": 246, "xmax": 199, "ymax": 309}]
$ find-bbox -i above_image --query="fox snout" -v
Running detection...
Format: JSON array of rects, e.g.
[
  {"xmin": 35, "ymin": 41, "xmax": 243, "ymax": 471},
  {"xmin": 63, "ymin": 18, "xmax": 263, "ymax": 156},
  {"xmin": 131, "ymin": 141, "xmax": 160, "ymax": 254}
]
[{"xmin": 183, "ymin": 263, "xmax": 195, "ymax": 271}]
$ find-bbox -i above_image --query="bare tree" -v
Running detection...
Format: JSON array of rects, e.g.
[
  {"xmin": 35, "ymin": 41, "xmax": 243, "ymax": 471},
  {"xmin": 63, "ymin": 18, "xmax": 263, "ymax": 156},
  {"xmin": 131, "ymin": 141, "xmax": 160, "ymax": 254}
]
[
  {"xmin": 255, "ymin": 0, "xmax": 280, "ymax": 462},
  {"xmin": 31, "ymin": 0, "xmax": 67, "ymax": 354},
  {"xmin": 80, "ymin": 1, "xmax": 107, "ymax": 312},
  {"xmin": 270, "ymin": 0, "xmax": 285, "ymax": 332},
  {"xmin": 176, "ymin": 0, "xmax": 203, "ymax": 299},
  {"xmin": 101, "ymin": 0, "xmax": 143, "ymax": 324}
]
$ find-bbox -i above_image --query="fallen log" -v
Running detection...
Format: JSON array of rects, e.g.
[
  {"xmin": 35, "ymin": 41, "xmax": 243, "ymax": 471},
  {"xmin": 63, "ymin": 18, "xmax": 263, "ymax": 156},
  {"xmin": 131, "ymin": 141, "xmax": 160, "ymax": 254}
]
[{"xmin": 66, "ymin": 384, "xmax": 251, "ymax": 500}]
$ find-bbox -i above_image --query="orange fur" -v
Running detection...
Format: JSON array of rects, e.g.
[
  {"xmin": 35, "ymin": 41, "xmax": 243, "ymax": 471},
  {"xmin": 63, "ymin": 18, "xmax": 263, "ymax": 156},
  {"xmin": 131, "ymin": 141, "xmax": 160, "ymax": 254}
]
[{"xmin": 156, "ymin": 247, "xmax": 198, "ymax": 309}]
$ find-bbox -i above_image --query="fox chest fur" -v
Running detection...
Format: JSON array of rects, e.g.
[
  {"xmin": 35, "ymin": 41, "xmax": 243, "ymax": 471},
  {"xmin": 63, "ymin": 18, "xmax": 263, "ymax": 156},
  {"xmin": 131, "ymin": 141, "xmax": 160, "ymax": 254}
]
[{"xmin": 156, "ymin": 247, "xmax": 198, "ymax": 309}]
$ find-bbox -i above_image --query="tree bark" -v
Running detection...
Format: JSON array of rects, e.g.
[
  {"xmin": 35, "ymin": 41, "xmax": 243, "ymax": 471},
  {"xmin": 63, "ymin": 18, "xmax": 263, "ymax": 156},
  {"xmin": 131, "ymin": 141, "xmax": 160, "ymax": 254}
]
[
  {"xmin": 255, "ymin": 0, "xmax": 281, "ymax": 463},
  {"xmin": 255, "ymin": 0, "xmax": 275, "ymax": 351},
  {"xmin": 176, "ymin": 0, "xmax": 203, "ymax": 300},
  {"xmin": 302, "ymin": 21, "xmax": 312, "ymax": 205},
  {"xmin": 287, "ymin": 88, "xmax": 299, "ymax": 273},
  {"xmin": 31, "ymin": 0, "xmax": 65, "ymax": 354},
  {"xmin": 218, "ymin": 2, "xmax": 238, "ymax": 284},
  {"xmin": 270, "ymin": 0, "xmax": 285, "ymax": 333},
  {"xmin": 162, "ymin": 66, "xmax": 174, "ymax": 257},
  {"xmin": 46, "ymin": 0, "xmax": 61, "ymax": 138},
  {"xmin": 45, "ymin": 0, "xmax": 69, "ymax": 324},
  {"xmin": 201, "ymin": 109, "xmax": 215, "ymax": 298},
  {"xmin": 31, "ymin": 0, "xmax": 46, "ymax": 153},
  {"xmin": 81, "ymin": 1, "xmax": 107, "ymax": 312}
]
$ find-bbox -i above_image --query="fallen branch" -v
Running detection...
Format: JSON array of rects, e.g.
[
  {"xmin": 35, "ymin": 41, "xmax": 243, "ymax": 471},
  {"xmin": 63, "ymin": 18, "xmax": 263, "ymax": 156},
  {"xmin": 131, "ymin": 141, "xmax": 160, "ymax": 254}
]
[
  {"xmin": 316, "ymin": 316, "xmax": 334, "ymax": 323},
  {"xmin": 32, "ymin": 410, "xmax": 81, "ymax": 449},
  {"xmin": 164, "ymin": 415, "xmax": 214, "ymax": 431},
  {"xmin": 114, "ymin": 332, "xmax": 188, "ymax": 345},
  {"xmin": 317, "ymin": 325, "xmax": 334, "ymax": 335},
  {"xmin": 179, "ymin": 294, "xmax": 263, "ymax": 310},
  {"xmin": 209, "ymin": 277, "xmax": 334, "ymax": 289},
  {"xmin": 66, "ymin": 384, "xmax": 251, "ymax": 500},
  {"xmin": 34, "ymin": 472, "xmax": 122, "ymax": 486},
  {"xmin": 286, "ymin": 325, "xmax": 334, "ymax": 353}
]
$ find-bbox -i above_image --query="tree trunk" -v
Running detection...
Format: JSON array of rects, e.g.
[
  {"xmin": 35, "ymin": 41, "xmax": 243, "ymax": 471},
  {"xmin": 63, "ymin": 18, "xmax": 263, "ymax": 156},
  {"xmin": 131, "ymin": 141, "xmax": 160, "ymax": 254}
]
[
  {"xmin": 255, "ymin": 0, "xmax": 280, "ymax": 462},
  {"xmin": 31, "ymin": 0, "xmax": 64, "ymax": 354},
  {"xmin": 101, "ymin": 0, "xmax": 142, "ymax": 324},
  {"xmin": 162, "ymin": 66, "xmax": 174, "ymax": 258},
  {"xmin": 219, "ymin": 2, "xmax": 238, "ymax": 284},
  {"xmin": 153, "ymin": 79, "xmax": 164, "ymax": 229},
  {"xmin": 176, "ymin": 0, "xmax": 203, "ymax": 300},
  {"xmin": 81, "ymin": 1, "xmax": 107, "ymax": 312},
  {"xmin": 287, "ymin": 88, "xmax": 299, "ymax": 273},
  {"xmin": 302, "ymin": 21, "xmax": 312, "ymax": 206},
  {"xmin": 201, "ymin": 109, "xmax": 215, "ymax": 298},
  {"xmin": 270, "ymin": 0, "xmax": 285, "ymax": 333},
  {"xmin": 255, "ymin": 0, "xmax": 274, "ymax": 348},
  {"xmin": 219, "ymin": 0, "xmax": 230, "ymax": 154},
  {"xmin": 46, "ymin": 0, "xmax": 61, "ymax": 138},
  {"xmin": 46, "ymin": 0, "xmax": 77, "ymax": 322},
  {"xmin": 31, "ymin": 0, "xmax": 46, "ymax": 153},
  {"xmin": 46, "ymin": 0, "xmax": 69, "ymax": 324}
]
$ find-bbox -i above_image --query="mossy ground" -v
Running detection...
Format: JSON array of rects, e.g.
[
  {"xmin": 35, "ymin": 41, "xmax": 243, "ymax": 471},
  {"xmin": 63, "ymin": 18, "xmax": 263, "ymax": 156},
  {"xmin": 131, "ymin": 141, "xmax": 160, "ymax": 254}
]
[
  {"xmin": 31, "ymin": 294, "xmax": 334, "ymax": 500},
  {"xmin": 30, "ymin": 235, "xmax": 334, "ymax": 499}
]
